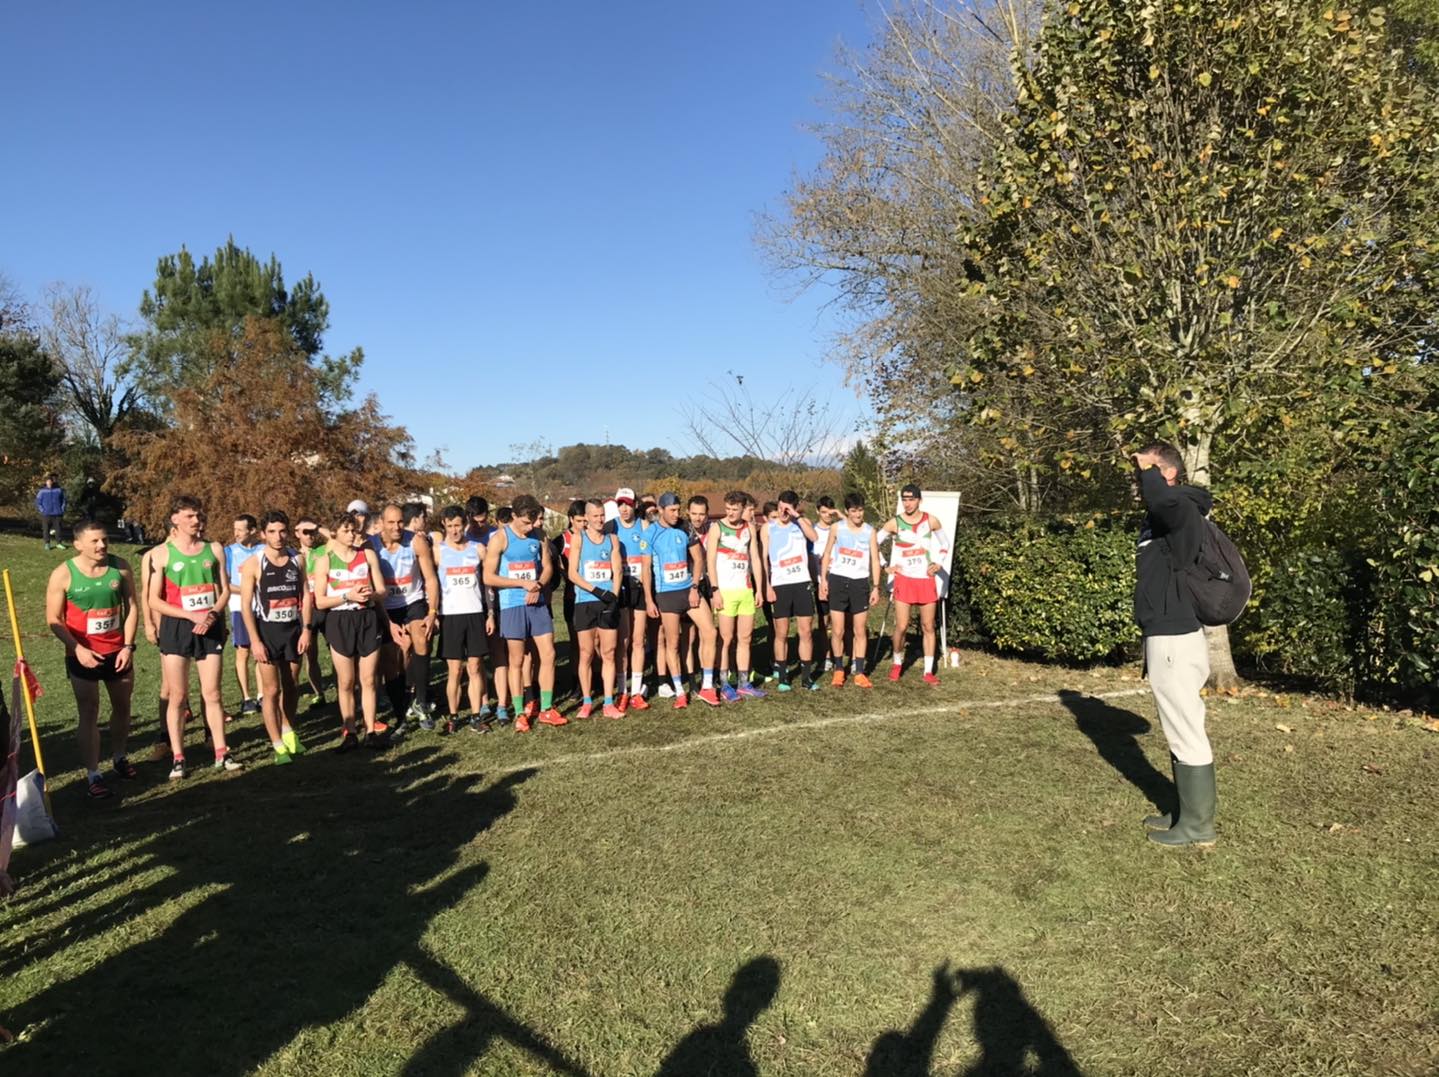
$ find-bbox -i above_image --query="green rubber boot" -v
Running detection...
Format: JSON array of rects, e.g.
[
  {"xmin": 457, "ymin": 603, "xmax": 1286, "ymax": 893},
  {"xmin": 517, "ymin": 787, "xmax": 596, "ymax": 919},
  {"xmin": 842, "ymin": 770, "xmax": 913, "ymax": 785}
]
[
  {"xmin": 1143, "ymin": 754, "xmax": 1179, "ymax": 830},
  {"xmin": 1148, "ymin": 762, "xmax": 1216, "ymax": 848}
]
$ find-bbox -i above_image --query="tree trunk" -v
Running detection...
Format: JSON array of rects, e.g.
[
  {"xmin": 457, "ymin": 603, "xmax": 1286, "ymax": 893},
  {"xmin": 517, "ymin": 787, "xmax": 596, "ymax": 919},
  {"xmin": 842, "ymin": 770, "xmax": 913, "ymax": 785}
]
[
  {"xmin": 1182, "ymin": 424, "xmax": 1242, "ymax": 692},
  {"xmin": 1204, "ymin": 623, "xmax": 1242, "ymax": 693}
]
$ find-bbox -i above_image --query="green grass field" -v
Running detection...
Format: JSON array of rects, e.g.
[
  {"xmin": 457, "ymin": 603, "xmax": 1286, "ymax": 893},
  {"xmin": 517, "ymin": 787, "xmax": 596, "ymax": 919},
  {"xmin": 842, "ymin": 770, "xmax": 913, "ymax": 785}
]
[{"xmin": 0, "ymin": 533, "xmax": 1435, "ymax": 1076}]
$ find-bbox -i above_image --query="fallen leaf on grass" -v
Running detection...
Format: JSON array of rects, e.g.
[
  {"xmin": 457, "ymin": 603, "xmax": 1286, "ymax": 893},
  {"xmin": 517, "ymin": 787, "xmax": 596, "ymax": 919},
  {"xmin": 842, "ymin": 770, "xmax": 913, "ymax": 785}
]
[
  {"xmin": 1322, "ymin": 822, "xmax": 1357, "ymax": 835},
  {"xmin": 1422, "ymin": 718, "xmax": 1439, "ymax": 733},
  {"xmin": 1275, "ymin": 723, "xmax": 1293, "ymax": 733},
  {"xmin": 1283, "ymin": 743, "xmax": 1295, "ymax": 753},
  {"xmin": 1361, "ymin": 763, "xmax": 1383, "ymax": 775}
]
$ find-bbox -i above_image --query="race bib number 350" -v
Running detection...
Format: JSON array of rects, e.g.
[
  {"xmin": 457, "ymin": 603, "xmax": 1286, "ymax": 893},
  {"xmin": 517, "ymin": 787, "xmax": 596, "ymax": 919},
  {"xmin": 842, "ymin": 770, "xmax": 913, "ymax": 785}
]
[{"xmin": 267, "ymin": 598, "xmax": 299, "ymax": 623}]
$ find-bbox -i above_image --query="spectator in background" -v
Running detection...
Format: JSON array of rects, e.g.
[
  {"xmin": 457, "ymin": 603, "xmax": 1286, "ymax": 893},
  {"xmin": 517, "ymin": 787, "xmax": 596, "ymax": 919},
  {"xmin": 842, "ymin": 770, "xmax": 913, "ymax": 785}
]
[{"xmin": 36, "ymin": 475, "xmax": 66, "ymax": 549}]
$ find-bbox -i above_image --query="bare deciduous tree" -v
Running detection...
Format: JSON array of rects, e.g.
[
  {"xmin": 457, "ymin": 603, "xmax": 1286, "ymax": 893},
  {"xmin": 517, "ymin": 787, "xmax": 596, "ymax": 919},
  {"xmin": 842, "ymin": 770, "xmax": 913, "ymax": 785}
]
[
  {"xmin": 41, "ymin": 283, "xmax": 141, "ymax": 445},
  {"xmin": 683, "ymin": 372, "xmax": 848, "ymax": 470}
]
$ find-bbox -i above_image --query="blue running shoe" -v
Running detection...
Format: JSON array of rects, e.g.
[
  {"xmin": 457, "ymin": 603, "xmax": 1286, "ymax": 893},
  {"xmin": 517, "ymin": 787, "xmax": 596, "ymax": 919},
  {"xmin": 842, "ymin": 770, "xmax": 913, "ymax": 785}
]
[
  {"xmin": 720, "ymin": 684, "xmax": 740, "ymax": 703},
  {"xmin": 737, "ymin": 683, "xmax": 766, "ymax": 699}
]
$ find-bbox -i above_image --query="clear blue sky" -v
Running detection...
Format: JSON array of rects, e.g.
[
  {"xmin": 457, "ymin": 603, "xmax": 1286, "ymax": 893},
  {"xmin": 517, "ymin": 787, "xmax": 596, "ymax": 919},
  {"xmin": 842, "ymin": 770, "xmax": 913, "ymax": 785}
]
[{"xmin": 2, "ymin": 1, "xmax": 873, "ymax": 471}]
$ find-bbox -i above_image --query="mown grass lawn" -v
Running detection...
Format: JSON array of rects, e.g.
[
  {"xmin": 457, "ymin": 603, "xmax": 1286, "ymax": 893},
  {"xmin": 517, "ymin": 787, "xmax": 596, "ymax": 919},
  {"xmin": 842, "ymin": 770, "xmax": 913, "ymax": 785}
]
[{"xmin": 0, "ymin": 532, "xmax": 1435, "ymax": 1076}]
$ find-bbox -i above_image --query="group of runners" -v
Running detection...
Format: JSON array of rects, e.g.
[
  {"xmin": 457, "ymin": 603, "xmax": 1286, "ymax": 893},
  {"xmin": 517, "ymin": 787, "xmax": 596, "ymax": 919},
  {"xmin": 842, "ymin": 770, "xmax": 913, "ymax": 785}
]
[{"xmin": 42, "ymin": 483, "xmax": 950, "ymax": 799}]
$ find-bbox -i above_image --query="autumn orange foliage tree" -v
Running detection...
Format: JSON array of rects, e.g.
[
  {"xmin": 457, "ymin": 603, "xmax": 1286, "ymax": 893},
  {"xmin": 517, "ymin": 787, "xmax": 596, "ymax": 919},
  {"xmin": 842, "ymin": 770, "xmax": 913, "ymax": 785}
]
[{"xmin": 114, "ymin": 318, "xmax": 416, "ymax": 530}]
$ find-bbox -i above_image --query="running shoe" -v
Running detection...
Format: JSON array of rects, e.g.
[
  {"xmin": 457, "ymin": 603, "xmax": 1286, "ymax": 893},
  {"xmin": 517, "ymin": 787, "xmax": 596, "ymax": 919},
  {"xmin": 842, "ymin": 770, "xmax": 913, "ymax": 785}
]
[
  {"xmin": 478, "ymin": 705, "xmax": 496, "ymax": 722},
  {"xmin": 537, "ymin": 708, "xmax": 567, "ymax": 727},
  {"xmin": 418, "ymin": 714, "xmax": 437, "ymax": 732},
  {"xmin": 523, "ymin": 700, "xmax": 540, "ymax": 720},
  {"xmin": 736, "ymin": 683, "xmax": 766, "ymax": 700},
  {"xmin": 214, "ymin": 752, "xmax": 244, "ymax": 772},
  {"xmin": 168, "ymin": 758, "xmax": 187, "ymax": 781},
  {"xmin": 602, "ymin": 703, "xmax": 624, "ymax": 720},
  {"xmin": 697, "ymin": 688, "xmax": 721, "ymax": 707},
  {"xmin": 776, "ymin": 681, "xmax": 793, "ymax": 693},
  {"xmin": 467, "ymin": 716, "xmax": 492, "ymax": 735},
  {"xmin": 336, "ymin": 730, "xmax": 360, "ymax": 752},
  {"xmin": 673, "ymin": 693, "xmax": 688, "ymax": 710},
  {"xmin": 888, "ymin": 664, "xmax": 903, "ymax": 682},
  {"xmin": 240, "ymin": 698, "xmax": 261, "ymax": 716},
  {"xmin": 111, "ymin": 756, "xmax": 139, "ymax": 780},
  {"xmin": 363, "ymin": 729, "xmax": 390, "ymax": 750},
  {"xmin": 273, "ymin": 749, "xmax": 294, "ymax": 766},
  {"xmin": 87, "ymin": 776, "xmax": 114, "ymax": 799},
  {"xmin": 406, "ymin": 701, "xmax": 428, "ymax": 723},
  {"xmin": 922, "ymin": 672, "xmax": 940, "ymax": 686},
  {"xmin": 616, "ymin": 694, "xmax": 629, "ymax": 713},
  {"xmin": 281, "ymin": 730, "xmax": 305, "ymax": 756},
  {"xmin": 515, "ymin": 713, "xmax": 532, "ymax": 733},
  {"xmin": 576, "ymin": 702, "xmax": 594, "ymax": 720},
  {"xmin": 303, "ymin": 692, "xmax": 324, "ymax": 710},
  {"xmin": 657, "ymin": 683, "xmax": 675, "ymax": 698},
  {"xmin": 628, "ymin": 694, "xmax": 650, "ymax": 712},
  {"xmin": 719, "ymin": 684, "xmax": 740, "ymax": 704},
  {"xmin": 807, "ymin": 678, "xmax": 822, "ymax": 692},
  {"xmin": 853, "ymin": 673, "xmax": 874, "ymax": 689},
  {"xmin": 822, "ymin": 658, "xmax": 834, "ymax": 673},
  {"xmin": 831, "ymin": 670, "xmax": 846, "ymax": 688}
]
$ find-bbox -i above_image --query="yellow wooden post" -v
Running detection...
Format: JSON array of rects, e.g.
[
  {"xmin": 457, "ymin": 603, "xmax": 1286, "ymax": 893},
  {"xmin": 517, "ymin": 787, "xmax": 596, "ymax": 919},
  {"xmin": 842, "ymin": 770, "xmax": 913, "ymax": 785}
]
[{"xmin": 3, "ymin": 568, "xmax": 53, "ymax": 816}]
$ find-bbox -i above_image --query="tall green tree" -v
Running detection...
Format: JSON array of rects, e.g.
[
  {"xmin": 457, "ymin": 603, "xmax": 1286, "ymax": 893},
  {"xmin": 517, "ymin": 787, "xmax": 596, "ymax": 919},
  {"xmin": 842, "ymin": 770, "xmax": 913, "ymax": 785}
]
[
  {"xmin": 126, "ymin": 237, "xmax": 361, "ymax": 412},
  {"xmin": 0, "ymin": 330, "xmax": 65, "ymax": 506},
  {"xmin": 958, "ymin": 0, "xmax": 1439, "ymax": 685}
]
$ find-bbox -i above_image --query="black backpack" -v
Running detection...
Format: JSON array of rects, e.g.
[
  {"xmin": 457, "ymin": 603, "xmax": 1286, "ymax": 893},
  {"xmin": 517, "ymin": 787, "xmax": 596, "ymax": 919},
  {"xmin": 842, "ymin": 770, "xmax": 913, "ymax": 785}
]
[{"xmin": 1180, "ymin": 518, "xmax": 1252, "ymax": 626}]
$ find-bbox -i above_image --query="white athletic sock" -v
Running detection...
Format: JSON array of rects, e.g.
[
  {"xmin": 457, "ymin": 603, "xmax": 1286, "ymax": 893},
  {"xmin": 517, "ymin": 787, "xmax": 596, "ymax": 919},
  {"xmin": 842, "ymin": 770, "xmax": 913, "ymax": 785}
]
[
  {"xmin": 630, "ymin": 673, "xmax": 644, "ymax": 695},
  {"xmin": 892, "ymin": 655, "xmax": 903, "ymax": 667},
  {"xmin": 923, "ymin": 656, "xmax": 935, "ymax": 674},
  {"xmin": 272, "ymin": 739, "xmax": 287, "ymax": 751}
]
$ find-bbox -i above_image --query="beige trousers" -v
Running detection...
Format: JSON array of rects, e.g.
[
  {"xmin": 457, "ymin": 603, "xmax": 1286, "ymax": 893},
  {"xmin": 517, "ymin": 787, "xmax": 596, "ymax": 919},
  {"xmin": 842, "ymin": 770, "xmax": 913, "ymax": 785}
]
[{"xmin": 1145, "ymin": 628, "xmax": 1212, "ymax": 766}]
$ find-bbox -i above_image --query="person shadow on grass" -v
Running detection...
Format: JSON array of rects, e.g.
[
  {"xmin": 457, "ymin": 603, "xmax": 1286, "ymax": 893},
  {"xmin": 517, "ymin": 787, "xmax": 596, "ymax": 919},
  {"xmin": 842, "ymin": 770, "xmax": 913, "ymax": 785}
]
[
  {"xmin": 1057, "ymin": 689, "xmax": 1173, "ymax": 821},
  {"xmin": 1, "ymin": 742, "xmax": 590, "ymax": 1075},
  {"xmin": 655, "ymin": 955, "xmax": 781, "ymax": 1077},
  {"xmin": 865, "ymin": 963, "xmax": 1081, "ymax": 1076}
]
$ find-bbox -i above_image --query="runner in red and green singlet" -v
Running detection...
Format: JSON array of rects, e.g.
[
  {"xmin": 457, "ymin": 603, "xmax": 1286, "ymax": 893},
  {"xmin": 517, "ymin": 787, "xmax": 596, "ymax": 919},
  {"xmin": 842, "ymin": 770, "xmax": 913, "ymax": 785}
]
[
  {"xmin": 147, "ymin": 494, "xmax": 241, "ymax": 779},
  {"xmin": 45, "ymin": 520, "xmax": 140, "ymax": 799}
]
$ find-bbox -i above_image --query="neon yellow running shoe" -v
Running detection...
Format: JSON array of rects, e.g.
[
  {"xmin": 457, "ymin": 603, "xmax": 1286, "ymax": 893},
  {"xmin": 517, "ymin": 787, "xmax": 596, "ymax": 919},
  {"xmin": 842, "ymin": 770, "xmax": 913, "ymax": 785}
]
[{"xmin": 281, "ymin": 730, "xmax": 305, "ymax": 756}]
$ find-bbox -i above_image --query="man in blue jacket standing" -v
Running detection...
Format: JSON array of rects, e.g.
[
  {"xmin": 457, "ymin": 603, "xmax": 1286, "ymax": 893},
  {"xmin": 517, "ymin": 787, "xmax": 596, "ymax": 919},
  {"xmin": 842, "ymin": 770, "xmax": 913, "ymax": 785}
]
[
  {"xmin": 1133, "ymin": 442, "xmax": 1217, "ymax": 848},
  {"xmin": 36, "ymin": 475, "xmax": 66, "ymax": 549}
]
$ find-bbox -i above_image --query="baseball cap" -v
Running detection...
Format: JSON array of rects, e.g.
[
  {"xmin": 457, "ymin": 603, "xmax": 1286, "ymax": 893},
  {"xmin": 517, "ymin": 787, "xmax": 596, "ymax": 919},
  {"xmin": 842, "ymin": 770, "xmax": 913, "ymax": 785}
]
[
  {"xmin": 658, "ymin": 492, "xmax": 681, "ymax": 508},
  {"xmin": 900, "ymin": 483, "xmax": 922, "ymax": 499},
  {"xmin": 346, "ymin": 499, "xmax": 370, "ymax": 514},
  {"xmin": 615, "ymin": 487, "xmax": 636, "ymax": 506}
]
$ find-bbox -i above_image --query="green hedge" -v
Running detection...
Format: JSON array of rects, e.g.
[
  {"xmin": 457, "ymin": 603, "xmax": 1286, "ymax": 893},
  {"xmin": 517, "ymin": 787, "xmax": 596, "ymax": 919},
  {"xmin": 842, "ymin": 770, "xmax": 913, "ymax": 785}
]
[
  {"xmin": 1232, "ymin": 546, "xmax": 1358, "ymax": 695},
  {"xmin": 952, "ymin": 518, "xmax": 1139, "ymax": 661}
]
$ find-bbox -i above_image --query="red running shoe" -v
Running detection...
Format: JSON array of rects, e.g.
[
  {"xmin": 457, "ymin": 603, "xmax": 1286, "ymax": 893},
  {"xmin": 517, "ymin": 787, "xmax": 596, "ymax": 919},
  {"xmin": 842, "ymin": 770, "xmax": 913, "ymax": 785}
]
[
  {"xmin": 537, "ymin": 708, "xmax": 568, "ymax": 727},
  {"xmin": 515, "ymin": 713, "xmax": 532, "ymax": 733},
  {"xmin": 602, "ymin": 703, "xmax": 624, "ymax": 719},
  {"xmin": 576, "ymin": 702, "xmax": 594, "ymax": 720},
  {"xmin": 673, "ymin": 693, "xmax": 688, "ymax": 710},
  {"xmin": 888, "ymin": 664, "xmax": 902, "ymax": 682},
  {"xmin": 628, "ymin": 694, "xmax": 650, "ymax": 712},
  {"xmin": 922, "ymin": 672, "xmax": 940, "ymax": 686},
  {"xmin": 696, "ymin": 687, "xmax": 721, "ymax": 707}
]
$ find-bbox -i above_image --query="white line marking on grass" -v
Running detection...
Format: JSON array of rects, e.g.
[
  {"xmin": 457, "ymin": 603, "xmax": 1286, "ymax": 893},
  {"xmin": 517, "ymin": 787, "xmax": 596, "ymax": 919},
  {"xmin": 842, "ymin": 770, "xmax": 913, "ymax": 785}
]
[{"xmin": 498, "ymin": 687, "xmax": 1152, "ymax": 777}]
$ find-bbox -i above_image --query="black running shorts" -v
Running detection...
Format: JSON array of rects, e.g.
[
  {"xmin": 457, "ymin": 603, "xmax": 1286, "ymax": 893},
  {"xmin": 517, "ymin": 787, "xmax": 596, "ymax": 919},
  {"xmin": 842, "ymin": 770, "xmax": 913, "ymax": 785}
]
[
  {"xmin": 826, "ymin": 575, "xmax": 872, "ymax": 614},
  {"xmin": 439, "ymin": 612, "xmax": 488, "ymax": 661},
  {"xmin": 573, "ymin": 601, "xmax": 619, "ymax": 632},
  {"xmin": 158, "ymin": 615, "xmax": 226, "ymax": 659},
  {"xmin": 256, "ymin": 621, "xmax": 303, "ymax": 664},
  {"xmin": 325, "ymin": 607, "xmax": 384, "ymax": 659},
  {"xmin": 771, "ymin": 582, "xmax": 815, "ymax": 620}
]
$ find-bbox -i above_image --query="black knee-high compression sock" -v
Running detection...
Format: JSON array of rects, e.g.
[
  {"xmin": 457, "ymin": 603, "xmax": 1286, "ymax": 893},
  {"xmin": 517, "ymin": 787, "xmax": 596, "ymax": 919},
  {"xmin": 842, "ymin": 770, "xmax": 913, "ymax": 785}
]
[
  {"xmin": 384, "ymin": 676, "xmax": 409, "ymax": 716},
  {"xmin": 407, "ymin": 651, "xmax": 430, "ymax": 709}
]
